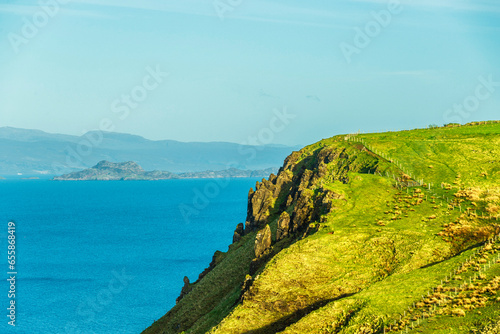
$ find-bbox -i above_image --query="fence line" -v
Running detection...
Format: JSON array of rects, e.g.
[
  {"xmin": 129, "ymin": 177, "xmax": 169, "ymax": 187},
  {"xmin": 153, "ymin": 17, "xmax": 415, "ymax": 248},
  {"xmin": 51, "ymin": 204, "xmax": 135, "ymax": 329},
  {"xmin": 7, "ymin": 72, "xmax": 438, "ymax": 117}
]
[
  {"xmin": 344, "ymin": 134, "xmax": 495, "ymax": 219},
  {"xmin": 344, "ymin": 133, "xmax": 500, "ymax": 333},
  {"xmin": 382, "ymin": 235, "xmax": 500, "ymax": 333}
]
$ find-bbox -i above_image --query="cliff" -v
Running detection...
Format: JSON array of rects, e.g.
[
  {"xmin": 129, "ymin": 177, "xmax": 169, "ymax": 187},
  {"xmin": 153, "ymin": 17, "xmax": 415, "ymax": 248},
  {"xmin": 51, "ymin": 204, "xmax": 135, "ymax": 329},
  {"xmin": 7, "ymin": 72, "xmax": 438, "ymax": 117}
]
[{"xmin": 142, "ymin": 121, "xmax": 500, "ymax": 334}]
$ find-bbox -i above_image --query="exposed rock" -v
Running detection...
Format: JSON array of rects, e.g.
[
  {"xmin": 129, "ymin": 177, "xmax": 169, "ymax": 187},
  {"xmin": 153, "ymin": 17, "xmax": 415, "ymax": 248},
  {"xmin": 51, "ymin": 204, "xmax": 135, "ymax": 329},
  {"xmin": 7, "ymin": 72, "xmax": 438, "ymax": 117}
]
[
  {"xmin": 244, "ymin": 220, "xmax": 252, "ymax": 232},
  {"xmin": 233, "ymin": 223, "xmax": 244, "ymax": 243},
  {"xmin": 233, "ymin": 232, "xmax": 241, "ymax": 244},
  {"xmin": 246, "ymin": 182, "xmax": 275, "ymax": 232},
  {"xmin": 235, "ymin": 223, "xmax": 244, "ymax": 235},
  {"xmin": 298, "ymin": 169, "xmax": 314, "ymax": 190},
  {"xmin": 289, "ymin": 187, "xmax": 341, "ymax": 234},
  {"xmin": 240, "ymin": 275, "xmax": 254, "ymax": 302},
  {"xmin": 316, "ymin": 188, "xmax": 342, "ymax": 215},
  {"xmin": 276, "ymin": 212, "xmax": 291, "ymax": 241},
  {"xmin": 245, "ymin": 170, "xmax": 295, "ymax": 234},
  {"xmin": 269, "ymin": 173, "xmax": 277, "ymax": 183},
  {"xmin": 317, "ymin": 146, "xmax": 337, "ymax": 165},
  {"xmin": 254, "ymin": 225, "xmax": 272, "ymax": 258},
  {"xmin": 176, "ymin": 276, "xmax": 192, "ymax": 304},
  {"xmin": 273, "ymin": 170, "xmax": 293, "ymax": 198},
  {"xmin": 291, "ymin": 190, "xmax": 314, "ymax": 232},
  {"xmin": 282, "ymin": 151, "xmax": 301, "ymax": 171},
  {"xmin": 243, "ymin": 146, "xmax": 356, "ymax": 237}
]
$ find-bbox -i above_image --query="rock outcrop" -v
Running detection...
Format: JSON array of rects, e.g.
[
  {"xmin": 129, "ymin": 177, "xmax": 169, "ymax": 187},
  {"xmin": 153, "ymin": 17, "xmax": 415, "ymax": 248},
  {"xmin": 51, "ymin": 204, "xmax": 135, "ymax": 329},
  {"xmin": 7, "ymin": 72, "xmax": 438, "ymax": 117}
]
[
  {"xmin": 245, "ymin": 180, "xmax": 276, "ymax": 232},
  {"xmin": 254, "ymin": 225, "xmax": 272, "ymax": 258},
  {"xmin": 276, "ymin": 212, "xmax": 290, "ymax": 240},
  {"xmin": 245, "ymin": 145, "xmax": 370, "ymax": 241},
  {"xmin": 176, "ymin": 276, "xmax": 192, "ymax": 304},
  {"xmin": 233, "ymin": 223, "xmax": 244, "ymax": 243}
]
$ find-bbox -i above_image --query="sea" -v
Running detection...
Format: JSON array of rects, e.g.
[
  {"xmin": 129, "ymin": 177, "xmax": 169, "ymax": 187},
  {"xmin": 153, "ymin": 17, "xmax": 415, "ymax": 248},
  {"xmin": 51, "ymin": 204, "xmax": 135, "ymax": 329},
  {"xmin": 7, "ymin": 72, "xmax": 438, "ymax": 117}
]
[{"xmin": 0, "ymin": 176, "xmax": 259, "ymax": 334}]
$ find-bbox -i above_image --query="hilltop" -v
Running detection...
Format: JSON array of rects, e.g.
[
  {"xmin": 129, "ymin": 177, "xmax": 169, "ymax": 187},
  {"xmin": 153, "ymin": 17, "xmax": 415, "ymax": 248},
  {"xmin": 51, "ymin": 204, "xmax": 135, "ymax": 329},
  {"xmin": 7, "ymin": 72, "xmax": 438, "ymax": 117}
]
[
  {"xmin": 53, "ymin": 161, "xmax": 278, "ymax": 181},
  {"xmin": 143, "ymin": 121, "xmax": 500, "ymax": 334}
]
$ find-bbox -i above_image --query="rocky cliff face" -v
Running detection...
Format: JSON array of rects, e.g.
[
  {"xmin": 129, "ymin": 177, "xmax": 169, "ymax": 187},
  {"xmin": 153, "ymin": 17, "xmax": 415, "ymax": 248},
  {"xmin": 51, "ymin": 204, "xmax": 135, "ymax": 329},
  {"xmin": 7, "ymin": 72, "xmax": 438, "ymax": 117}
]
[{"xmin": 245, "ymin": 144, "xmax": 380, "ymax": 239}]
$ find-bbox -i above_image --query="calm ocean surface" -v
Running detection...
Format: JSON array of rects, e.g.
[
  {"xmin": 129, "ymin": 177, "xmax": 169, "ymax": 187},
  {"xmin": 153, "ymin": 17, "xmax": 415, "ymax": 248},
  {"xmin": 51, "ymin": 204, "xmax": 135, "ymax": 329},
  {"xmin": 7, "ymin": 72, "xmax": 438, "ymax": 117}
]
[{"xmin": 0, "ymin": 177, "xmax": 259, "ymax": 334}]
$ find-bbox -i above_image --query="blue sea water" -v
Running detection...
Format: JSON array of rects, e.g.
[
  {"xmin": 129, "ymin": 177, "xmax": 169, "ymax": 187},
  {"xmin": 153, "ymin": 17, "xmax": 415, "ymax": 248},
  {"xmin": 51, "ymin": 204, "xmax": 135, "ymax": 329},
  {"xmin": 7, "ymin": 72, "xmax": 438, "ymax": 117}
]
[{"xmin": 0, "ymin": 177, "xmax": 259, "ymax": 334}]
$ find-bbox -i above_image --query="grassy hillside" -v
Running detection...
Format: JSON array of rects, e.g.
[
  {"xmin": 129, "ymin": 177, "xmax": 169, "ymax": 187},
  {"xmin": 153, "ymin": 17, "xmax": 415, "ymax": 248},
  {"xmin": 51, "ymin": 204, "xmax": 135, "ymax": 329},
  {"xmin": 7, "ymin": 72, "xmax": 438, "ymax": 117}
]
[{"xmin": 143, "ymin": 121, "xmax": 500, "ymax": 334}]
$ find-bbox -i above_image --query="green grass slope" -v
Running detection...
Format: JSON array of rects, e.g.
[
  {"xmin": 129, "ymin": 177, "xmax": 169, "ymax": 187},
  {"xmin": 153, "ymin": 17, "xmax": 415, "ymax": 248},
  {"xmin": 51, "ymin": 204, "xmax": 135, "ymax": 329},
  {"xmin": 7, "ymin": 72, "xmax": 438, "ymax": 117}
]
[{"xmin": 143, "ymin": 121, "xmax": 500, "ymax": 334}]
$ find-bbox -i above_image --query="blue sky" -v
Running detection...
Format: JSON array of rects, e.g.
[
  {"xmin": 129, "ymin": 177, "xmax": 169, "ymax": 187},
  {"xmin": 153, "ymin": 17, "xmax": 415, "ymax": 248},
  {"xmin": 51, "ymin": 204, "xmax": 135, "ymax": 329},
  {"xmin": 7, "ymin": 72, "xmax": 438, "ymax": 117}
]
[{"xmin": 0, "ymin": 0, "xmax": 499, "ymax": 146}]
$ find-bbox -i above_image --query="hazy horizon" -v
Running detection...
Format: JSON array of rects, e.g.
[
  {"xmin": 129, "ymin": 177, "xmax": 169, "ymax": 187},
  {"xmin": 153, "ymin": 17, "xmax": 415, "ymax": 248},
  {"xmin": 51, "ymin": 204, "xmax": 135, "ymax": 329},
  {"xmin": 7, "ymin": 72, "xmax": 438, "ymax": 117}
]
[{"xmin": 0, "ymin": 125, "xmax": 305, "ymax": 146}]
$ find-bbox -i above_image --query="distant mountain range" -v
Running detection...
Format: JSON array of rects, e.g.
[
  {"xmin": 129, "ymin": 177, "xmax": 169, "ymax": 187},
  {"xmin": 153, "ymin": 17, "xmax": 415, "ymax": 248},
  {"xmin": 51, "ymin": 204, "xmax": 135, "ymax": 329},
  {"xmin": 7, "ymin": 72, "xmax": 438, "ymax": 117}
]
[
  {"xmin": 53, "ymin": 161, "xmax": 278, "ymax": 181},
  {"xmin": 0, "ymin": 127, "xmax": 299, "ymax": 175}
]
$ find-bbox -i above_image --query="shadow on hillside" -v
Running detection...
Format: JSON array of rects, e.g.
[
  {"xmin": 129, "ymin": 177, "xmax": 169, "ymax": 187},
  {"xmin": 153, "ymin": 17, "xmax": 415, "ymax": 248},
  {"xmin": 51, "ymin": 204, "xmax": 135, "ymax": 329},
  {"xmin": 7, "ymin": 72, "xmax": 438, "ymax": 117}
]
[
  {"xmin": 242, "ymin": 293, "xmax": 355, "ymax": 334},
  {"xmin": 420, "ymin": 241, "xmax": 486, "ymax": 270}
]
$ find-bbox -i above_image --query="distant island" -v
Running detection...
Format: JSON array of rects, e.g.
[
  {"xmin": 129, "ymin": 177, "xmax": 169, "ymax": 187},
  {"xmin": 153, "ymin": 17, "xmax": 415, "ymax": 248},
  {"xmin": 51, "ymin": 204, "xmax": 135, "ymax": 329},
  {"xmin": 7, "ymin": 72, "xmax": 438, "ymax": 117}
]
[
  {"xmin": 53, "ymin": 161, "xmax": 278, "ymax": 181},
  {"xmin": 0, "ymin": 127, "xmax": 297, "ymax": 175}
]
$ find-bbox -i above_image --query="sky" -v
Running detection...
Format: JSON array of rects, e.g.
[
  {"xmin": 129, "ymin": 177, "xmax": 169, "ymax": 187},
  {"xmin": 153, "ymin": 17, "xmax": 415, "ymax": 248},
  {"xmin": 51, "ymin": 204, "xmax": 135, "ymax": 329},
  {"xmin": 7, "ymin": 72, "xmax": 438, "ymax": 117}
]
[{"xmin": 0, "ymin": 0, "xmax": 499, "ymax": 146}]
